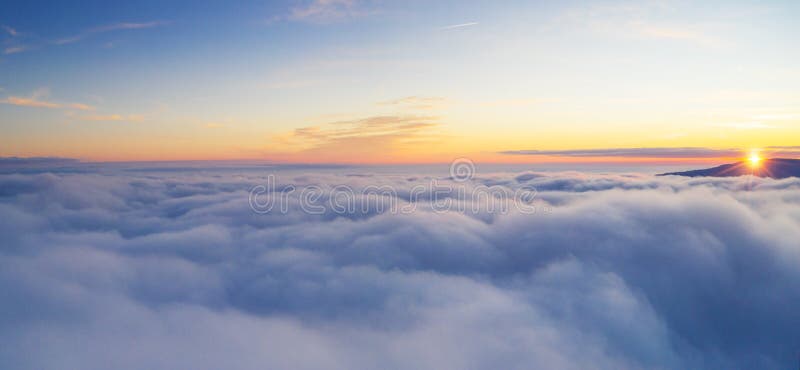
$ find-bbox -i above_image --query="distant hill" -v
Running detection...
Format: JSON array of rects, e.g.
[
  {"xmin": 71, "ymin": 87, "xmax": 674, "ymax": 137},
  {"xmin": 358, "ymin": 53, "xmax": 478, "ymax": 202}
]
[{"xmin": 659, "ymin": 158, "xmax": 800, "ymax": 179}]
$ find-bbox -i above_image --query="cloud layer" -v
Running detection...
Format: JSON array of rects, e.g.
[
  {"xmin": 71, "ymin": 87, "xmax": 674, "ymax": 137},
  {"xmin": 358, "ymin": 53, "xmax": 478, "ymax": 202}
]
[
  {"xmin": 501, "ymin": 146, "xmax": 800, "ymax": 159},
  {"xmin": 1, "ymin": 166, "xmax": 799, "ymax": 369},
  {"xmin": 500, "ymin": 147, "xmax": 743, "ymax": 158}
]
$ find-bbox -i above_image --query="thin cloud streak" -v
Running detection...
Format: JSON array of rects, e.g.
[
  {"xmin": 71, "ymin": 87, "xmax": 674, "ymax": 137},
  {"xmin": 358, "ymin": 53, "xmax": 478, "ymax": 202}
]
[
  {"xmin": 2, "ymin": 25, "xmax": 18, "ymax": 36},
  {"xmin": 2, "ymin": 96, "xmax": 62, "ymax": 109},
  {"xmin": 269, "ymin": 115, "xmax": 443, "ymax": 161},
  {"xmin": 377, "ymin": 96, "xmax": 448, "ymax": 110},
  {"xmin": 556, "ymin": 3, "xmax": 724, "ymax": 47},
  {"xmin": 2, "ymin": 94, "xmax": 95, "ymax": 111},
  {"xmin": 80, "ymin": 114, "xmax": 144, "ymax": 122},
  {"xmin": 3, "ymin": 46, "xmax": 29, "ymax": 55},
  {"xmin": 439, "ymin": 22, "xmax": 479, "ymax": 30},
  {"xmin": 54, "ymin": 21, "xmax": 167, "ymax": 45},
  {"xmin": 765, "ymin": 146, "xmax": 800, "ymax": 157},
  {"xmin": 68, "ymin": 103, "xmax": 95, "ymax": 111},
  {"xmin": 1, "ymin": 21, "xmax": 167, "ymax": 55},
  {"xmin": 286, "ymin": 0, "xmax": 364, "ymax": 23},
  {"xmin": 500, "ymin": 147, "xmax": 745, "ymax": 158}
]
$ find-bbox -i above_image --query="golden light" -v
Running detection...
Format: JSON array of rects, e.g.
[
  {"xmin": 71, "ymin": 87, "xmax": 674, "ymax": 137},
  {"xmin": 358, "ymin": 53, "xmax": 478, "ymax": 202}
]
[{"xmin": 748, "ymin": 152, "xmax": 762, "ymax": 168}]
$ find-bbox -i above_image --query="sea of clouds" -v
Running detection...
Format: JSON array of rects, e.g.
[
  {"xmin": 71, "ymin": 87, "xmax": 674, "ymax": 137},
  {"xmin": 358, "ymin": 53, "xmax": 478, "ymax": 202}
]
[{"xmin": 1, "ymin": 165, "xmax": 799, "ymax": 369}]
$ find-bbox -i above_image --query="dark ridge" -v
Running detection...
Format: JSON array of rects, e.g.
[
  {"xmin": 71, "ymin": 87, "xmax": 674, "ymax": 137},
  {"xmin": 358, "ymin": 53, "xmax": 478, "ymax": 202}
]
[{"xmin": 659, "ymin": 158, "xmax": 800, "ymax": 179}]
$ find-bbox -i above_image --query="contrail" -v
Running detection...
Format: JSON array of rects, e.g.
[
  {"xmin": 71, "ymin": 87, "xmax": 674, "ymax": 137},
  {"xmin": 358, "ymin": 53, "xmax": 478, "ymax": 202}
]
[{"xmin": 439, "ymin": 22, "xmax": 478, "ymax": 30}]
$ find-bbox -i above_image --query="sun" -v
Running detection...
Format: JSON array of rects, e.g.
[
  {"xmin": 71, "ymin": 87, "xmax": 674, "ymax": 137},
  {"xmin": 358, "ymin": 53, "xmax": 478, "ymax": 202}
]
[{"xmin": 748, "ymin": 152, "xmax": 762, "ymax": 168}]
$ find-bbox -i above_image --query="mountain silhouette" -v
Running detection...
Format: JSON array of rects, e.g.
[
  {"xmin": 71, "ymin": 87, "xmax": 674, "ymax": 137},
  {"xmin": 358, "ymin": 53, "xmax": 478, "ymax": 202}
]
[{"xmin": 660, "ymin": 158, "xmax": 800, "ymax": 179}]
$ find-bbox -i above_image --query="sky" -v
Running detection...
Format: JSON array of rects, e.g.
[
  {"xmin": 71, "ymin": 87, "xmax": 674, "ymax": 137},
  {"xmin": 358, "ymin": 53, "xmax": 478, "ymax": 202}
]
[{"xmin": 1, "ymin": 0, "xmax": 799, "ymax": 163}]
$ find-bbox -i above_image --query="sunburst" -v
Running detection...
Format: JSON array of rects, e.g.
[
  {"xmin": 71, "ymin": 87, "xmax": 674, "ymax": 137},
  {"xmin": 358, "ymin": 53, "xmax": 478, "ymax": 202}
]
[{"xmin": 748, "ymin": 151, "xmax": 762, "ymax": 168}]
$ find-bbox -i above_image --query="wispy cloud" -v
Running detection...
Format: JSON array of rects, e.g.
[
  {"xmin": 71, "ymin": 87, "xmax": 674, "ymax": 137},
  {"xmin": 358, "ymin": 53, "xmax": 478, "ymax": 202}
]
[
  {"xmin": 2, "ymin": 96, "xmax": 62, "ymax": 109},
  {"xmin": 2, "ymin": 89, "xmax": 95, "ymax": 111},
  {"xmin": 286, "ymin": 0, "xmax": 365, "ymax": 23},
  {"xmin": 3, "ymin": 46, "xmax": 29, "ymax": 55},
  {"xmin": 2, "ymin": 25, "xmax": 18, "ymax": 36},
  {"xmin": 627, "ymin": 21, "xmax": 720, "ymax": 45},
  {"xmin": 92, "ymin": 22, "xmax": 165, "ymax": 33},
  {"xmin": 556, "ymin": 2, "xmax": 724, "ymax": 47},
  {"xmin": 80, "ymin": 114, "xmax": 144, "ymax": 122},
  {"xmin": 68, "ymin": 103, "xmax": 94, "ymax": 111},
  {"xmin": 272, "ymin": 115, "xmax": 442, "ymax": 160},
  {"xmin": 2, "ymin": 96, "xmax": 94, "ymax": 110},
  {"xmin": 500, "ymin": 147, "xmax": 744, "ymax": 158},
  {"xmin": 439, "ymin": 22, "xmax": 479, "ymax": 30},
  {"xmin": 378, "ymin": 96, "xmax": 449, "ymax": 110},
  {"xmin": 766, "ymin": 146, "xmax": 800, "ymax": 156},
  {"xmin": 54, "ymin": 21, "xmax": 167, "ymax": 45},
  {"xmin": 1, "ymin": 21, "xmax": 166, "ymax": 55},
  {"xmin": 1, "ymin": 25, "xmax": 30, "ymax": 55}
]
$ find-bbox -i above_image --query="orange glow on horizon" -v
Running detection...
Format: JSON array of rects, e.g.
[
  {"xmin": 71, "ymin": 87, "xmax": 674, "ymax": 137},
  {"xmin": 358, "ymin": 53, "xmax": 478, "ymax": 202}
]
[{"xmin": 11, "ymin": 152, "xmax": 747, "ymax": 166}]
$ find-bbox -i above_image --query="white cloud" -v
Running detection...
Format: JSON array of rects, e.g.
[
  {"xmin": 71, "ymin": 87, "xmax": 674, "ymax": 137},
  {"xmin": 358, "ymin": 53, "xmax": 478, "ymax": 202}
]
[
  {"xmin": 54, "ymin": 21, "xmax": 167, "ymax": 45},
  {"xmin": 377, "ymin": 96, "xmax": 449, "ymax": 110},
  {"xmin": 556, "ymin": 2, "xmax": 725, "ymax": 47},
  {"xmin": 1, "ymin": 25, "xmax": 18, "ymax": 36},
  {"xmin": 500, "ymin": 147, "xmax": 743, "ymax": 158},
  {"xmin": 80, "ymin": 114, "xmax": 144, "ymax": 122},
  {"xmin": 3, "ymin": 46, "xmax": 29, "ymax": 55},
  {"xmin": 439, "ymin": 22, "xmax": 479, "ymax": 30},
  {"xmin": 2, "ymin": 91, "xmax": 95, "ymax": 111},
  {"xmin": 0, "ymin": 167, "xmax": 799, "ymax": 369},
  {"xmin": 286, "ymin": 0, "xmax": 365, "ymax": 23}
]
